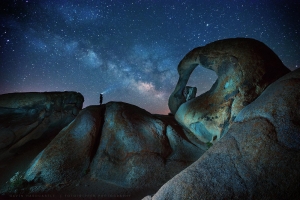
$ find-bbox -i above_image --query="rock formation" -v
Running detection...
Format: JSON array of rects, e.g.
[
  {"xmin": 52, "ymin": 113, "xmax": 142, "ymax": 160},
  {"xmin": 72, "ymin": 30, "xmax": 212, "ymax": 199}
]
[
  {"xmin": 169, "ymin": 38, "xmax": 290, "ymax": 144},
  {"xmin": 1, "ymin": 38, "xmax": 298, "ymax": 199},
  {"xmin": 183, "ymin": 86, "xmax": 197, "ymax": 101},
  {"xmin": 144, "ymin": 68, "xmax": 300, "ymax": 200},
  {"xmin": 0, "ymin": 92, "xmax": 84, "ymax": 161},
  {"xmin": 23, "ymin": 102, "xmax": 205, "ymax": 198}
]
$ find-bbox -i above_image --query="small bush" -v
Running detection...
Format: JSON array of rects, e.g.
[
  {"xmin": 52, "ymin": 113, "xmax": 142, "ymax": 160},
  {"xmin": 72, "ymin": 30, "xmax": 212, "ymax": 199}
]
[
  {"xmin": 7, "ymin": 171, "xmax": 29, "ymax": 193},
  {"xmin": 206, "ymin": 142, "xmax": 213, "ymax": 149}
]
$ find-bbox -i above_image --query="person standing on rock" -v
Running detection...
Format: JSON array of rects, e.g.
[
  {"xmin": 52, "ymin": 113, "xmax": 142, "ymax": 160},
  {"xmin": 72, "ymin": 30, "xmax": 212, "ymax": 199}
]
[{"xmin": 100, "ymin": 93, "xmax": 103, "ymax": 105}]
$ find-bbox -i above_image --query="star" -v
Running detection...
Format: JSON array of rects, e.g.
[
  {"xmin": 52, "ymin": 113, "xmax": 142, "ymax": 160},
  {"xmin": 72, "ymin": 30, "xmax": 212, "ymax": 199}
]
[{"xmin": 0, "ymin": 0, "xmax": 299, "ymax": 114}]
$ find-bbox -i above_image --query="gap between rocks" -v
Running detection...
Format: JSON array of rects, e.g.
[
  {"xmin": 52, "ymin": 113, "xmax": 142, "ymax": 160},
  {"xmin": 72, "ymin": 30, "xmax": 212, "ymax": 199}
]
[{"xmin": 89, "ymin": 104, "xmax": 106, "ymax": 164}]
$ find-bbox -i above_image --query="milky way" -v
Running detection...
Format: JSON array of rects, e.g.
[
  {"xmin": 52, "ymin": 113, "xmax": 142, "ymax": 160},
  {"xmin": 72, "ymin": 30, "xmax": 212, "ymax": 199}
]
[{"xmin": 1, "ymin": 0, "xmax": 299, "ymax": 114}]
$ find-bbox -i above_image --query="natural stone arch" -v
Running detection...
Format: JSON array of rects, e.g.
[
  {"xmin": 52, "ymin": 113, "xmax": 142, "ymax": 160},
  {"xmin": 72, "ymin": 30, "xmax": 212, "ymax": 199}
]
[{"xmin": 168, "ymin": 38, "xmax": 290, "ymax": 143}]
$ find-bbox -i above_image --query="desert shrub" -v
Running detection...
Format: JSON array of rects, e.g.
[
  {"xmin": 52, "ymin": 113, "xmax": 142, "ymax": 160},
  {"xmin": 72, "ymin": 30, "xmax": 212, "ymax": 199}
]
[
  {"xmin": 206, "ymin": 142, "xmax": 213, "ymax": 149},
  {"xmin": 7, "ymin": 171, "xmax": 29, "ymax": 193}
]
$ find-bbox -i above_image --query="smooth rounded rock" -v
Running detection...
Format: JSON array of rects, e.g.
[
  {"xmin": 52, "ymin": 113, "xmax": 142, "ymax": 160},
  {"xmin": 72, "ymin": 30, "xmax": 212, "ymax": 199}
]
[
  {"xmin": 147, "ymin": 68, "xmax": 300, "ymax": 200},
  {"xmin": 22, "ymin": 102, "xmax": 205, "ymax": 197},
  {"xmin": 169, "ymin": 38, "xmax": 290, "ymax": 143}
]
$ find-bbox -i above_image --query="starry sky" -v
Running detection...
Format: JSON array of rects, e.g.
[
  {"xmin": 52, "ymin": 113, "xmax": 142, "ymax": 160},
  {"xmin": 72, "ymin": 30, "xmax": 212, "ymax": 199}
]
[{"xmin": 1, "ymin": 0, "xmax": 299, "ymax": 114}]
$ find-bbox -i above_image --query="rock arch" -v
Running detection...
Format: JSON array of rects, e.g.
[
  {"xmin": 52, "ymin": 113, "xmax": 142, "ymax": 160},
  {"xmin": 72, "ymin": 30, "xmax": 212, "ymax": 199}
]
[{"xmin": 169, "ymin": 38, "xmax": 290, "ymax": 142}]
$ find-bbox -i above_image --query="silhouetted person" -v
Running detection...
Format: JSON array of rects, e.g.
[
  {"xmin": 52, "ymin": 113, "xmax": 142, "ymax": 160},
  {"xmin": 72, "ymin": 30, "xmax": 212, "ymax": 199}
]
[{"xmin": 100, "ymin": 93, "xmax": 103, "ymax": 105}]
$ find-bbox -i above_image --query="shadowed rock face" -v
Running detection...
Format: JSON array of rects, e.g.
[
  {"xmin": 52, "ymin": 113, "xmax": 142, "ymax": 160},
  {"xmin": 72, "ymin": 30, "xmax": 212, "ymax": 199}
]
[
  {"xmin": 169, "ymin": 38, "xmax": 290, "ymax": 143},
  {"xmin": 183, "ymin": 86, "xmax": 197, "ymax": 101},
  {"xmin": 0, "ymin": 92, "xmax": 84, "ymax": 161},
  {"xmin": 24, "ymin": 102, "xmax": 205, "ymax": 196},
  {"xmin": 144, "ymin": 68, "xmax": 300, "ymax": 200}
]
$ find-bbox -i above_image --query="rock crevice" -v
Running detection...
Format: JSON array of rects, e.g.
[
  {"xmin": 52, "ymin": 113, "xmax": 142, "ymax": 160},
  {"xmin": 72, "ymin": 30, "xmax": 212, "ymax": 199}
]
[
  {"xmin": 20, "ymin": 102, "xmax": 205, "ymax": 195},
  {"xmin": 88, "ymin": 105, "xmax": 106, "ymax": 163}
]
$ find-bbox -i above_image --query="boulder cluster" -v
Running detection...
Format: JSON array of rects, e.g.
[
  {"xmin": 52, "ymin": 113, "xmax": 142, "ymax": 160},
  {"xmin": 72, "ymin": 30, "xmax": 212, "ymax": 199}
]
[
  {"xmin": 145, "ymin": 67, "xmax": 300, "ymax": 200},
  {"xmin": 24, "ymin": 102, "xmax": 205, "ymax": 196},
  {"xmin": 1, "ymin": 38, "xmax": 299, "ymax": 199}
]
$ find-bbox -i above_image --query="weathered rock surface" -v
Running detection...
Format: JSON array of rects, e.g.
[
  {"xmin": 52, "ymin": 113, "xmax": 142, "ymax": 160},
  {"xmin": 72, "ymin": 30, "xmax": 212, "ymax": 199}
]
[
  {"xmin": 183, "ymin": 86, "xmax": 197, "ymax": 101},
  {"xmin": 0, "ymin": 92, "xmax": 84, "ymax": 161},
  {"xmin": 1, "ymin": 38, "xmax": 297, "ymax": 199},
  {"xmin": 25, "ymin": 105, "xmax": 103, "ymax": 185},
  {"xmin": 145, "ymin": 68, "xmax": 300, "ymax": 200},
  {"xmin": 23, "ymin": 102, "xmax": 206, "ymax": 198},
  {"xmin": 169, "ymin": 38, "xmax": 290, "ymax": 144}
]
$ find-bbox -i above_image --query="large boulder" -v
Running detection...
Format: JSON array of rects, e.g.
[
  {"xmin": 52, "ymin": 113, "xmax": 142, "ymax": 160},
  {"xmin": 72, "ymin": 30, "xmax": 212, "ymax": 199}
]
[
  {"xmin": 23, "ymin": 102, "xmax": 205, "ymax": 198},
  {"xmin": 145, "ymin": 68, "xmax": 300, "ymax": 200},
  {"xmin": 169, "ymin": 38, "xmax": 290, "ymax": 144},
  {"xmin": 0, "ymin": 92, "xmax": 84, "ymax": 161},
  {"xmin": 25, "ymin": 105, "xmax": 104, "ymax": 185}
]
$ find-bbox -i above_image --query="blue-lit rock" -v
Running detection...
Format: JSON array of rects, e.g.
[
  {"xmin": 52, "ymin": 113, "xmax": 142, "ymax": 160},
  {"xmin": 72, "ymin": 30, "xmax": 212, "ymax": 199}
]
[
  {"xmin": 169, "ymin": 38, "xmax": 290, "ymax": 144},
  {"xmin": 25, "ymin": 105, "xmax": 104, "ymax": 184},
  {"xmin": 145, "ymin": 68, "xmax": 300, "ymax": 200},
  {"xmin": 0, "ymin": 92, "xmax": 84, "ymax": 161},
  {"xmin": 23, "ymin": 102, "xmax": 205, "ymax": 196},
  {"xmin": 234, "ymin": 68, "xmax": 300, "ymax": 150},
  {"xmin": 89, "ymin": 102, "xmax": 206, "ymax": 188}
]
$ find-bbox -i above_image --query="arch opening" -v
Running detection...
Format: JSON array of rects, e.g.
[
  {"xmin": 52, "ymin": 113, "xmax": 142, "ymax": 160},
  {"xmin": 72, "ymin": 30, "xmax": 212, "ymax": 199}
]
[{"xmin": 186, "ymin": 65, "xmax": 218, "ymax": 97}]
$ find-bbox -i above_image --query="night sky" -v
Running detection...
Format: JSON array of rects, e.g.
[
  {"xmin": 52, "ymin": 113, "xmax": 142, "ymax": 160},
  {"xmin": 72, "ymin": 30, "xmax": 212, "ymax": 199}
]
[{"xmin": 1, "ymin": 0, "xmax": 299, "ymax": 114}]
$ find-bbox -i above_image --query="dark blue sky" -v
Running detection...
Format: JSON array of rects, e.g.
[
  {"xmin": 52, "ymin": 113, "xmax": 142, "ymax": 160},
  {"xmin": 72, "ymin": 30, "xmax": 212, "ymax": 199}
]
[{"xmin": 1, "ymin": 0, "xmax": 299, "ymax": 114}]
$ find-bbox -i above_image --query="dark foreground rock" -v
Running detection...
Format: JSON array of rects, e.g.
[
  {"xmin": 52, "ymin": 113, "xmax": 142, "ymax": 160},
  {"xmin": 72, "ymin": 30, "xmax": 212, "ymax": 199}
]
[
  {"xmin": 0, "ymin": 92, "xmax": 84, "ymax": 161},
  {"xmin": 21, "ymin": 102, "xmax": 205, "ymax": 199},
  {"xmin": 169, "ymin": 38, "xmax": 290, "ymax": 145},
  {"xmin": 144, "ymin": 68, "xmax": 300, "ymax": 200}
]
